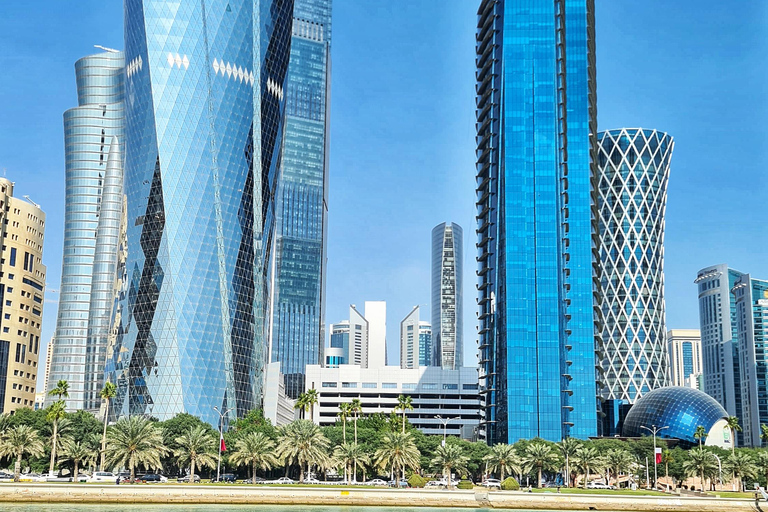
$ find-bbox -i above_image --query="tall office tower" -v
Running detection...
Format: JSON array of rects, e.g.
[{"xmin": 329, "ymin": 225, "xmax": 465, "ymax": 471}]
[
  {"xmin": 106, "ymin": 0, "xmax": 294, "ymax": 425},
  {"xmin": 475, "ymin": 0, "xmax": 601, "ymax": 443},
  {"xmin": 47, "ymin": 50, "xmax": 124, "ymax": 411},
  {"xmin": 596, "ymin": 128, "xmax": 673, "ymax": 403},
  {"xmin": 695, "ymin": 264, "xmax": 745, "ymax": 433},
  {"xmin": 270, "ymin": 0, "xmax": 332, "ymax": 399},
  {"xmin": 431, "ymin": 223, "xmax": 463, "ymax": 369},
  {"xmin": 365, "ymin": 301, "xmax": 387, "ymax": 368},
  {"xmin": 349, "ymin": 305, "xmax": 368, "ymax": 367},
  {"xmin": 0, "ymin": 178, "xmax": 47, "ymax": 413},
  {"xmin": 733, "ymin": 274, "xmax": 768, "ymax": 447},
  {"xmin": 667, "ymin": 329, "xmax": 702, "ymax": 389},
  {"xmin": 324, "ymin": 321, "xmax": 349, "ymax": 367},
  {"xmin": 400, "ymin": 306, "xmax": 432, "ymax": 369},
  {"xmin": 42, "ymin": 337, "xmax": 55, "ymax": 395}
]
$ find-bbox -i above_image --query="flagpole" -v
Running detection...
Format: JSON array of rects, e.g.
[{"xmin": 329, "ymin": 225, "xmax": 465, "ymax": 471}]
[{"xmin": 214, "ymin": 406, "xmax": 233, "ymax": 482}]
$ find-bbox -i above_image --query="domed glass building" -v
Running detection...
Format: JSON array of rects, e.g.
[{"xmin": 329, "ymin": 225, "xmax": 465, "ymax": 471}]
[{"xmin": 622, "ymin": 387, "xmax": 731, "ymax": 448}]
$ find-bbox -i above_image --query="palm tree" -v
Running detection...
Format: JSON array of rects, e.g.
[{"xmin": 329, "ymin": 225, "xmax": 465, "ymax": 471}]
[
  {"xmin": 174, "ymin": 426, "xmax": 217, "ymax": 483},
  {"xmin": 229, "ymin": 432, "xmax": 278, "ymax": 483},
  {"xmin": 604, "ymin": 449, "xmax": 632, "ymax": 488},
  {"xmin": 338, "ymin": 402, "xmax": 353, "ymax": 443},
  {"xmin": 432, "ymin": 443, "xmax": 469, "ymax": 489},
  {"xmin": 305, "ymin": 388, "xmax": 319, "ymax": 421},
  {"xmin": 46, "ymin": 400, "xmax": 67, "ymax": 475},
  {"xmin": 333, "ymin": 442, "xmax": 369, "ymax": 484},
  {"xmin": 276, "ymin": 420, "xmax": 330, "ymax": 482},
  {"xmin": 105, "ymin": 416, "xmax": 167, "ymax": 481},
  {"xmin": 725, "ymin": 451, "xmax": 757, "ymax": 492},
  {"xmin": 394, "ymin": 395, "xmax": 414, "ymax": 434},
  {"xmin": 693, "ymin": 426, "xmax": 708, "ymax": 448},
  {"xmin": 725, "ymin": 417, "xmax": 741, "ymax": 451},
  {"xmin": 0, "ymin": 425, "xmax": 45, "ymax": 482},
  {"xmin": 60, "ymin": 439, "xmax": 96, "ymax": 482},
  {"xmin": 522, "ymin": 442, "xmax": 560, "ymax": 488},
  {"xmin": 350, "ymin": 398, "xmax": 363, "ymax": 480},
  {"xmin": 483, "ymin": 443, "xmax": 520, "ymax": 481},
  {"xmin": 374, "ymin": 431, "xmax": 420, "ymax": 482},
  {"xmin": 294, "ymin": 393, "xmax": 308, "ymax": 420},
  {"xmin": 572, "ymin": 446, "xmax": 604, "ymax": 489},
  {"xmin": 683, "ymin": 448, "xmax": 718, "ymax": 492},
  {"xmin": 755, "ymin": 451, "xmax": 768, "ymax": 485},
  {"xmin": 99, "ymin": 381, "xmax": 117, "ymax": 470},
  {"xmin": 557, "ymin": 437, "xmax": 581, "ymax": 487},
  {"xmin": 661, "ymin": 449, "xmax": 674, "ymax": 483},
  {"xmin": 49, "ymin": 379, "xmax": 70, "ymax": 401}
]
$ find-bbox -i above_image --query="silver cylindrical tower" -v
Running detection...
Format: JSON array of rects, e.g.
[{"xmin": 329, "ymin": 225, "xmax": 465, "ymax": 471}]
[{"xmin": 597, "ymin": 128, "xmax": 673, "ymax": 403}]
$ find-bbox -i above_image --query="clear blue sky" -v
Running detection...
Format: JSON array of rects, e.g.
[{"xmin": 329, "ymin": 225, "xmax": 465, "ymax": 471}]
[{"xmin": 0, "ymin": 2, "xmax": 764, "ymax": 378}]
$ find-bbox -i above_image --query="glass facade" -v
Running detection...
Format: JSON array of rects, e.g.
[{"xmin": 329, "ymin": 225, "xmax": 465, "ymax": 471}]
[
  {"xmin": 106, "ymin": 0, "xmax": 294, "ymax": 426},
  {"xmin": 733, "ymin": 274, "xmax": 768, "ymax": 446},
  {"xmin": 596, "ymin": 128, "xmax": 673, "ymax": 403},
  {"xmin": 400, "ymin": 306, "xmax": 432, "ymax": 370},
  {"xmin": 475, "ymin": 0, "xmax": 601, "ymax": 444},
  {"xmin": 622, "ymin": 386, "xmax": 728, "ymax": 448},
  {"xmin": 419, "ymin": 323, "xmax": 432, "ymax": 368},
  {"xmin": 431, "ymin": 223, "xmax": 462, "ymax": 369},
  {"xmin": 48, "ymin": 51, "xmax": 124, "ymax": 411},
  {"xmin": 270, "ymin": 0, "xmax": 332, "ymax": 399},
  {"xmin": 695, "ymin": 264, "xmax": 744, "ymax": 444}
]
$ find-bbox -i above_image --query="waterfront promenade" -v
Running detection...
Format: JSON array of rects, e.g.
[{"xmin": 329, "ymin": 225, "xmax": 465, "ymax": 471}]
[{"xmin": 0, "ymin": 484, "xmax": 763, "ymax": 511}]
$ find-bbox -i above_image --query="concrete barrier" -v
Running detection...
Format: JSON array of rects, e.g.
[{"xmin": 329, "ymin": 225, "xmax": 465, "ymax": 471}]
[{"xmin": 0, "ymin": 483, "xmax": 763, "ymax": 511}]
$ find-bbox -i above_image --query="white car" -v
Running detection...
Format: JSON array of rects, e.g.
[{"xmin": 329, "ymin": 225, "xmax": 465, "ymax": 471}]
[
  {"xmin": 366, "ymin": 479, "xmax": 387, "ymax": 486},
  {"xmin": 87, "ymin": 471, "xmax": 117, "ymax": 483},
  {"xmin": 481, "ymin": 479, "xmax": 502, "ymax": 489},
  {"xmin": 587, "ymin": 482, "xmax": 611, "ymax": 489},
  {"xmin": 302, "ymin": 477, "xmax": 321, "ymax": 484},
  {"xmin": 269, "ymin": 477, "xmax": 295, "ymax": 484},
  {"xmin": 425, "ymin": 480, "xmax": 447, "ymax": 488}
]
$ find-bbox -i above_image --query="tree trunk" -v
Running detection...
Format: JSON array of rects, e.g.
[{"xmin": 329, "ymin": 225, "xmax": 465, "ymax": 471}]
[
  {"xmin": 447, "ymin": 466, "xmax": 452, "ymax": 489},
  {"xmin": 130, "ymin": 453, "xmax": 136, "ymax": 482},
  {"xmin": 584, "ymin": 466, "xmax": 590, "ymax": 490},
  {"xmin": 74, "ymin": 461, "xmax": 79, "ymax": 482},
  {"xmin": 101, "ymin": 398, "xmax": 110, "ymax": 470},
  {"xmin": 253, "ymin": 461, "xmax": 258, "ymax": 485},
  {"xmin": 49, "ymin": 420, "xmax": 58, "ymax": 475},
  {"xmin": 190, "ymin": 458, "xmax": 196, "ymax": 484},
  {"xmin": 14, "ymin": 452, "xmax": 21, "ymax": 482},
  {"xmin": 299, "ymin": 463, "xmax": 305, "ymax": 483},
  {"xmin": 700, "ymin": 470, "xmax": 705, "ymax": 492},
  {"xmin": 538, "ymin": 467, "xmax": 543, "ymax": 488},
  {"xmin": 501, "ymin": 466, "xmax": 505, "ymax": 481},
  {"xmin": 353, "ymin": 416, "xmax": 358, "ymax": 482},
  {"xmin": 402, "ymin": 410, "xmax": 405, "ymax": 434},
  {"xmin": 342, "ymin": 421, "xmax": 346, "ymax": 444}
]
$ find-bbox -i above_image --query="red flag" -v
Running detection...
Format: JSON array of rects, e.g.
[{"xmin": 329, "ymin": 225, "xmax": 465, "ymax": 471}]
[
  {"xmin": 655, "ymin": 447, "xmax": 662, "ymax": 464},
  {"xmin": 221, "ymin": 438, "xmax": 227, "ymax": 453}
]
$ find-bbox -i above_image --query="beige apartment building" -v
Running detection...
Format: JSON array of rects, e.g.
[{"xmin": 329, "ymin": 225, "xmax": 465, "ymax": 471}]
[{"xmin": 0, "ymin": 177, "xmax": 46, "ymax": 413}]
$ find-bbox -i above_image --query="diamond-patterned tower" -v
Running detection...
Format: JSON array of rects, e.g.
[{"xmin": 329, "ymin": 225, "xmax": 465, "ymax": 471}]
[
  {"xmin": 597, "ymin": 128, "xmax": 673, "ymax": 403},
  {"xmin": 107, "ymin": 0, "xmax": 294, "ymax": 426}
]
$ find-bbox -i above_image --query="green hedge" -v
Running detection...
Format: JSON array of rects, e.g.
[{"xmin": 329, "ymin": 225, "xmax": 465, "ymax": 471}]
[
  {"xmin": 457, "ymin": 479, "xmax": 473, "ymax": 490},
  {"xmin": 408, "ymin": 474, "xmax": 427, "ymax": 488},
  {"xmin": 501, "ymin": 477, "xmax": 520, "ymax": 491}
]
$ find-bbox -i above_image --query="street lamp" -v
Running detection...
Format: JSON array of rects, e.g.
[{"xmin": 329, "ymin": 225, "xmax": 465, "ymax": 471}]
[
  {"xmin": 711, "ymin": 453, "xmax": 723, "ymax": 491},
  {"xmin": 213, "ymin": 406, "xmax": 234, "ymax": 483},
  {"xmin": 639, "ymin": 424, "xmax": 668, "ymax": 490},
  {"xmin": 435, "ymin": 415, "xmax": 460, "ymax": 447}
]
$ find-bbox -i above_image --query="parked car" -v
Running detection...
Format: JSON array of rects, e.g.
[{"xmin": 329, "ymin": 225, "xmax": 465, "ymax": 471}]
[
  {"xmin": 212, "ymin": 473, "xmax": 237, "ymax": 483},
  {"xmin": 243, "ymin": 476, "xmax": 266, "ymax": 484},
  {"xmin": 302, "ymin": 477, "xmax": 321, "ymax": 484},
  {"xmin": 0, "ymin": 471, "xmax": 13, "ymax": 482},
  {"xmin": 140, "ymin": 473, "xmax": 168, "ymax": 483},
  {"xmin": 268, "ymin": 477, "xmax": 294, "ymax": 484},
  {"xmin": 587, "ymin": 482, "xmax": 611, "ymax": 489},
  {"xmin": 177, "ymin": 474, "xmax": 201, "ymax": 483},
  {"xmin": 87, "ymin": 471, "xmax": 116, "ymax": 483},
  {"xmin": 19, "ymin": 473, "xmax": 48, "ymax": 483},
  {"xmin": 388, "ymin": 479, "xmax": 408, "ymax": 488},
  {"xmin": 425, "ymin": 480, "xmax": 446, "ymax": 488},
  {"xmin": 75, "ymin": 473, "xmax": 90, "ymax": 483},
  {"xmin": 366, "ymin": 478, "xmax": 387, "ymax": 486},
  {"xmin": 481, "ymin": 479, "xmax": 502, "ymax": 489}
]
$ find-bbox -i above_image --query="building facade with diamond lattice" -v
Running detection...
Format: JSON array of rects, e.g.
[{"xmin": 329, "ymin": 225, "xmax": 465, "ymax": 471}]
[
  {"xmin": 597, "ymin": 128, "xmax": 673, "ymax": 404},
  {"xmin": 106, "ymin": 0, "xmax": 294, "ymax": 426}
]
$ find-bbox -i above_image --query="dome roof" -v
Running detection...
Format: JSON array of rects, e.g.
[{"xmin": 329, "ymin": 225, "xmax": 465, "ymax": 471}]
[{"xmin": 622, "ymin": 386, "xmax": 728, "ymax": 447}]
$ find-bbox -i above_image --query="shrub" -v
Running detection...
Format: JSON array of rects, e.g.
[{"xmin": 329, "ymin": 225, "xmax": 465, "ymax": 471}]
[
  {"xmin": 408, "ymin": 474, "xmax": 427, "ymax": 488},
  {"xmin": 501, "ymin": 477, "xmax": 520, "ymax": 491},
  {"xmin": 457, "ymin": 479, "xmax": 473, "ymax": 490}
]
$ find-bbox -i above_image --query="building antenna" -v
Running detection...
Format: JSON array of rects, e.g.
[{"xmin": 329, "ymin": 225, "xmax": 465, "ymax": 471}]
[
  {"xmin": 24, "ymin": 195, "xmax": 40, "ymax": 209},
  {"xmin": 94, "ymin": 45, "xmax": 120, "ymax": 53}
]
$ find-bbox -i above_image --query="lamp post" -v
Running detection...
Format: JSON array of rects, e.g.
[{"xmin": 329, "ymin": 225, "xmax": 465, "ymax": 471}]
[
  {"xmin": 712, "ymin": 453, "xmax": 723, "ymax": 491},
  {"xmin": 435, "ymin": 415, "xmax": 459, "ymax": 447},
  {"xmin": 640, "ymin": 424, "xmax": 668, "ymax": 489},
  {"xmin": 213, "ymin": 406, "xmax": 234, "ymax": 483}
]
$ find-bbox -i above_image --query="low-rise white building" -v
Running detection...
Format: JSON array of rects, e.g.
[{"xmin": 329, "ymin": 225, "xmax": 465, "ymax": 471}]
[
  {"xmin": 305, "ymin": 364, "xmax": 482, "ymax": 439},
  {"xmin": 264, "ymin": 362, "xmax": 297, "ymax": 426}
]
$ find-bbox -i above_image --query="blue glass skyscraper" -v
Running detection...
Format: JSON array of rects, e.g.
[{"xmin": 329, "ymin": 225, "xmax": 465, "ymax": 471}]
[
  {"xmin": 106, "ymin": 0, "xmax": 294, "ymax": 426},
  {"xmin": 270, "ymin": 0, "xmax": 331, "ymax": 398},
  {"xmin": 48, "ymin": 50, "xmax": 124, "ymax": 412},
  {"xmin": 475, "ymin": 0, "xmax": 601, "ymax": 443}
]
